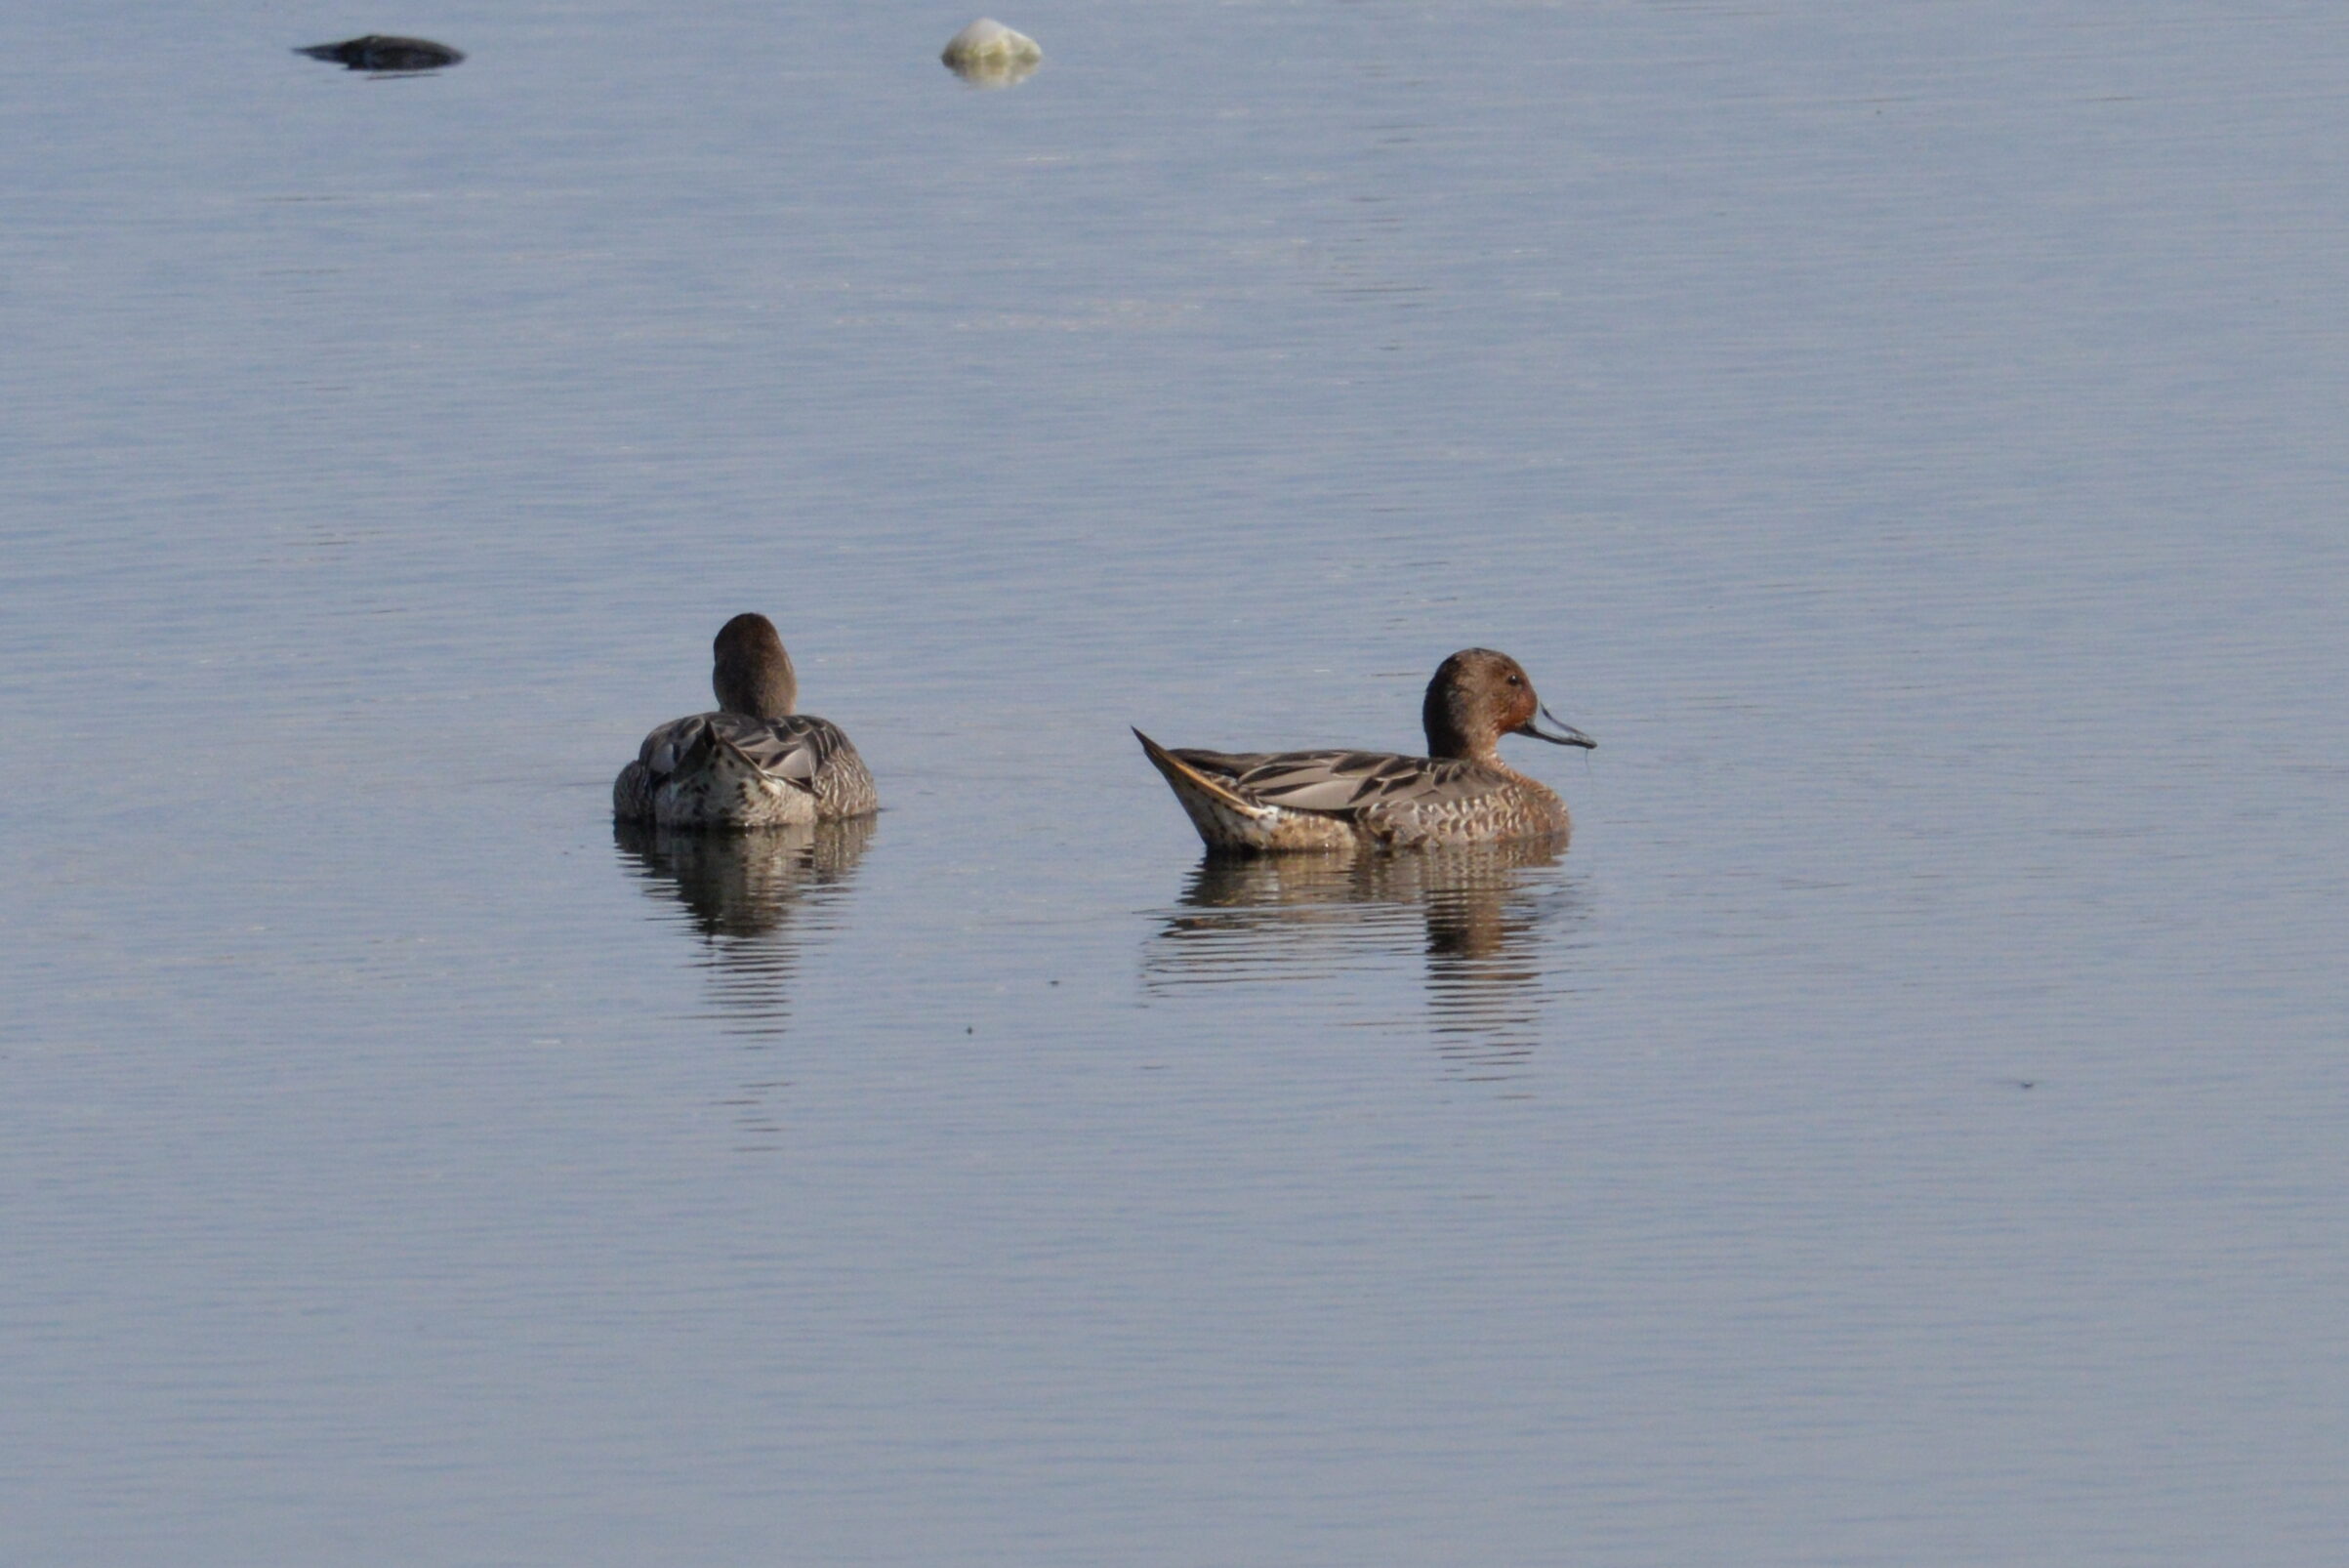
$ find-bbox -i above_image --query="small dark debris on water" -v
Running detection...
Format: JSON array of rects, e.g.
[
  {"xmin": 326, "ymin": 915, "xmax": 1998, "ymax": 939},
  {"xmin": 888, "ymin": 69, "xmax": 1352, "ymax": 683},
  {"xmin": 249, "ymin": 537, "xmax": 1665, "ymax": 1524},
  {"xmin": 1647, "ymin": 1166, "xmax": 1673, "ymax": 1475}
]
[
  {"xmin": 2017, "ymin": 1080, "xmax": 2038, "ymax": 1090},
  {"xmin": 298, "ymin": 35, "xmax": 465, "ymax": 73}
]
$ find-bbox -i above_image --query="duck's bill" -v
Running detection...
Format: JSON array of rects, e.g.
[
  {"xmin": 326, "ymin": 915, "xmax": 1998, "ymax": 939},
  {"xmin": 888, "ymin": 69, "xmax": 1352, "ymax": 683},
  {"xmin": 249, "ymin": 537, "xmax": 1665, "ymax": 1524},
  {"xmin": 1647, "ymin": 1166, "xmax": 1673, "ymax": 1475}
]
[{"xmin": 1522, "ymin": 706, "xmax": 1596, "ymax": 749}]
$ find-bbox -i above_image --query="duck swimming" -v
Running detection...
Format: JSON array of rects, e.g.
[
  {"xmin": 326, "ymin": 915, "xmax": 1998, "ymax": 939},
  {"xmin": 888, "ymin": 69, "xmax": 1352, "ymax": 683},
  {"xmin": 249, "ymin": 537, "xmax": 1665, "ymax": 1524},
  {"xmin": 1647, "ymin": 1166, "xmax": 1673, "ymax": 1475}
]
[
  {"xmin": 613, "ymin": 614, "xmax": 877, "ymax": 829},
  {"xmin": 1134, "ymin": 648, "xmax": 1593, "ymax": 852}
]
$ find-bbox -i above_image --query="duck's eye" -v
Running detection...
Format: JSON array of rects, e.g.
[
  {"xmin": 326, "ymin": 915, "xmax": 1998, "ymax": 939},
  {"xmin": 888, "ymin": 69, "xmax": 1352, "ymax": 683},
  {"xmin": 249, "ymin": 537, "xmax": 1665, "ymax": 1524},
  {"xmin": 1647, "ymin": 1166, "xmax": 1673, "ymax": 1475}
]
[{"xmin": 1506, "ymin": 675, "xmax": 1522, "ymax": 687}]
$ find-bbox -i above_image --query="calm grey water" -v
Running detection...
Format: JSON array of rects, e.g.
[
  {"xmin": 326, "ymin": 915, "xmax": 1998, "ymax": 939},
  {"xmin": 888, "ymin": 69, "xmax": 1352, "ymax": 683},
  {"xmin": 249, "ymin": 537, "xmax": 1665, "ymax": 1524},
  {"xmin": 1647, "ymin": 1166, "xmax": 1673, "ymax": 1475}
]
[{"xmin": 6, "ymin": 2, "xmax": 2347, "ymax": 1562}]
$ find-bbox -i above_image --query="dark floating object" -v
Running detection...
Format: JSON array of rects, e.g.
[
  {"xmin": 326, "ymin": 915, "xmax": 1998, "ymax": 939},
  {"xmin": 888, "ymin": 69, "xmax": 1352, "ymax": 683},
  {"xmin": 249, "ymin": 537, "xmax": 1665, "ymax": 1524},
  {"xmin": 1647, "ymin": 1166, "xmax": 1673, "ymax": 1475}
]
[{"xmin": 297, "ymin": 35, "xmax": 465, "ymax": 73}]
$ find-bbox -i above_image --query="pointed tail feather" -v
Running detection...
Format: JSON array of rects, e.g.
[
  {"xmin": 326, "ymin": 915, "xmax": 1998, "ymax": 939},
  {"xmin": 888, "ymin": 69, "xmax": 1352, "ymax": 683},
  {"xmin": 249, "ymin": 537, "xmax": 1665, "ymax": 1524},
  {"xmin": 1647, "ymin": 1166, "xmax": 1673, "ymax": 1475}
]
[{"xmin": 1133, "ymin": 728, "xmax": 1262, "ymax": 816}]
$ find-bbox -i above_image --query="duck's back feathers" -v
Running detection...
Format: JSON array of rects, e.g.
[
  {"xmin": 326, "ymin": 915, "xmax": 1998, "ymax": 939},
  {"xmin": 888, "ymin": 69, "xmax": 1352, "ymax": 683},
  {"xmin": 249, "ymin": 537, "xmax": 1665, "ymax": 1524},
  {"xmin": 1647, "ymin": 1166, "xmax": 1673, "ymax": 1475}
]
[
  {"xmin": 1174, "ymin": 747, "xmax": 1504, "ymax": 814},
  {"xmin": 616, "ymin": 712, "xmax": 876, "ymax": 828},
  {"xmin": 637, "ymin": 712, "xmax": 833, "ymax": 786}
]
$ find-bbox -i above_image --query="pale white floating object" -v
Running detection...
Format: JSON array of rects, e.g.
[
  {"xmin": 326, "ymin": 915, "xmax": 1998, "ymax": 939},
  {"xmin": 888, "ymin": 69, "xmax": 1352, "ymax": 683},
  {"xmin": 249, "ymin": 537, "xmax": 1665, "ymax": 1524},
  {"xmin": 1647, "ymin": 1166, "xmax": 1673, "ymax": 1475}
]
[{"xmin": 941, "ymin": 18, "xmax": 1042, "ymax": 88}]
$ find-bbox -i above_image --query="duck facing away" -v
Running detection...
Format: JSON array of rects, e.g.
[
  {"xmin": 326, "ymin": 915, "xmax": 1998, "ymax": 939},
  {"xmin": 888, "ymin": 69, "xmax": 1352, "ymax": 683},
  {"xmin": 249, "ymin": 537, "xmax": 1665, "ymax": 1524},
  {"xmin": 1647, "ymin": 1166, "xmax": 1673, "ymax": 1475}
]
[
  {"xmin": 1134, "ymin": 648, "xmax": 1593, "ymax": 853},
  {"xmin": 613, "ymin": 614, "xmax": 877, "ymax": 829}
]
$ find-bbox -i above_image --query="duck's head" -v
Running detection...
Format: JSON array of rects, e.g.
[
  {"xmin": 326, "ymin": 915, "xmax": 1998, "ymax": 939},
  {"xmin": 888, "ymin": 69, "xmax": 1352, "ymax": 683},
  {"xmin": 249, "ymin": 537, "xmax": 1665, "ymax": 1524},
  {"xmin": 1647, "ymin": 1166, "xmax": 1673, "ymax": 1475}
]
[
  {"xmin": 1422, "ymin": 648, "xmax": 1594, "ymax": 762},
  {"xmin": 712, "ymin": 613, "xmax": 798, "ymax": 719}
]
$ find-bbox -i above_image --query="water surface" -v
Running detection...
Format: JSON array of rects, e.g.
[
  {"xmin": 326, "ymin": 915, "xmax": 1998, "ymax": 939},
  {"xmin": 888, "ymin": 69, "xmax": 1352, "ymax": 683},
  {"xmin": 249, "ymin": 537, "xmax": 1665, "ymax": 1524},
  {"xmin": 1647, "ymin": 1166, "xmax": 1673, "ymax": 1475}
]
[{"xmin": 4, "ymin": 2, "xmax": 2347, "ymax": 1563}]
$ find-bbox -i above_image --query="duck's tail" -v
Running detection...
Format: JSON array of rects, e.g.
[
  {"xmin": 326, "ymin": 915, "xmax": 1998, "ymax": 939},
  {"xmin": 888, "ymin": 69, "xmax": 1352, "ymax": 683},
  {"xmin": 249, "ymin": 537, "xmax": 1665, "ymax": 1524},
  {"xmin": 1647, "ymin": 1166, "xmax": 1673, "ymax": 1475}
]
[
  {"xmin": 1133, "ymin": 729, "xmax": 1251, "ymax": 807},
  {"xmin": 1134, "ymin": 728, "xmax": 1291, "ymax": 850},
  {"xmin": 675, "ymin": 718, "xmax": 750, "ymax": 775},
  {"xmin": 646, "ymin": 720, "xmax": 798, "ymax": 827}
]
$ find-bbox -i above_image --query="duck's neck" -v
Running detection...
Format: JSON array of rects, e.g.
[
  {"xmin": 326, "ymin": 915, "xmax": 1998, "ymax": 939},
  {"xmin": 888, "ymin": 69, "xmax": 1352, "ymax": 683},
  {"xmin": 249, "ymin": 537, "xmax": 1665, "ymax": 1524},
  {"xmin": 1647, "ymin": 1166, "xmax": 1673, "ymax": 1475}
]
[
  {"xmin": 715, "ymin": 658, "xmax": 796, "ymax": 719},
  {"xmin": 1422, "ymin": 701, "xmax": 1498, "ymax": 764}
]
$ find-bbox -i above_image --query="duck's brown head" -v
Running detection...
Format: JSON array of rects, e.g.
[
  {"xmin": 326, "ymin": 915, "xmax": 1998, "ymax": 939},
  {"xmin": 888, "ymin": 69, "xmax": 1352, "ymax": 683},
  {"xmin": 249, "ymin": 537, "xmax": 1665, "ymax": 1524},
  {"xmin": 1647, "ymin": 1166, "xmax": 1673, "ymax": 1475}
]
[
  {"xmin": 1422, "ymin": 648, "xmax": 1594, "ymax": 763},
  {"xmin": 711, "ymin": 613, "xmax": 798, "ymax": 719}
]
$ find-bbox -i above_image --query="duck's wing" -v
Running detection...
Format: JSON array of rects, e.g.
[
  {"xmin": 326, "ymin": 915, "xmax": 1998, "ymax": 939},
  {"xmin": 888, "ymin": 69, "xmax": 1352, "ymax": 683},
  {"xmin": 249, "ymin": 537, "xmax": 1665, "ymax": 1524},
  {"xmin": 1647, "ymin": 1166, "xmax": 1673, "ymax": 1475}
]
[
  {"xmin": 639, "ymin": 713, "xmax": 851, "ymax": 791},
  {"xmin": 1173, "ymin": 748, "xmax": 1487, "ymax": 814}
]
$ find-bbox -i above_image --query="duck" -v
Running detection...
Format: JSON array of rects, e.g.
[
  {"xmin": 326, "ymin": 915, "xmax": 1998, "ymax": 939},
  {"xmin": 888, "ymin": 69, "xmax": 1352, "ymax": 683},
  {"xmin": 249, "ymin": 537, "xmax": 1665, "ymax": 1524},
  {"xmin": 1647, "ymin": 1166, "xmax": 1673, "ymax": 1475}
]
[
  {"xmin": 613, "ymin": 614, "xmax": 878, "ymax": 829},
  {"xmin": 1134, "ymin": 648, "xmax": 1593, "ymax": 852}
]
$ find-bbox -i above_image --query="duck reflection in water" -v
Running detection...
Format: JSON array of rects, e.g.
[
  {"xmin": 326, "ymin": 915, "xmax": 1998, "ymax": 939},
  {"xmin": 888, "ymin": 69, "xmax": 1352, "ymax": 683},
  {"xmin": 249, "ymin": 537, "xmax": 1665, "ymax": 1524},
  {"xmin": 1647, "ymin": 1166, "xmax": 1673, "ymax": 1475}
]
[
  {"xmin": 613, "ymin": 816, "xmax": 874, "ymax": 1039},
  {"xmin": 1145, "ymin": 838, "xmax": 1584, "ymax": 1079}
]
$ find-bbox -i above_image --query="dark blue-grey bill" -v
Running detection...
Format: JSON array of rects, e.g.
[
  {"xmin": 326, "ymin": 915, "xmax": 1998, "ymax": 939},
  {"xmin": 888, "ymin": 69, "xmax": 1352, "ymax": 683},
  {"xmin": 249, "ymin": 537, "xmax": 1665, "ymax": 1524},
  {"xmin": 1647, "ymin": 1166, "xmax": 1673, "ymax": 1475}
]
[{"xmin": 1523, "ymin": 706, "xmax": 1595, "ymax": 748}]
